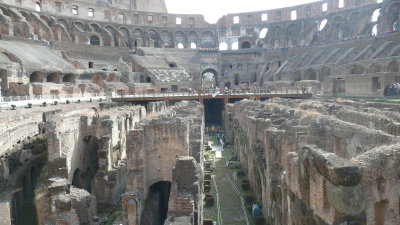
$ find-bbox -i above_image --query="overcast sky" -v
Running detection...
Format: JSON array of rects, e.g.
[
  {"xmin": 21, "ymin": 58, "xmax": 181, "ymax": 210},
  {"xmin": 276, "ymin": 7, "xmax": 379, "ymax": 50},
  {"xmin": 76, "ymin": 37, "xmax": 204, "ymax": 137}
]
[{"xmin": 165, "ymin": 0, "xmax": 322, "ymax": 23}]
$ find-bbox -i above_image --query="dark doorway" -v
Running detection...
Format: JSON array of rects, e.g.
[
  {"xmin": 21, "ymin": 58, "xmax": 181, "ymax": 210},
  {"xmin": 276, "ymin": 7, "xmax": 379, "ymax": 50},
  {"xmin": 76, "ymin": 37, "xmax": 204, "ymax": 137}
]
[
  {"xmin": 204, "ymin": 98, "xmax": 224, "ymax": 124},
  {"xmin": 241, "ymin": 41, "xmax": 251, "ymax": 49},
  {"xmin": 333, "ymin": 78, "xmax": 345, "ymax": 97},
  {"xmin": 140, "ymin": 181, "xmax": 172, "ymax": 225},
  {"xmin": 90, "ymin": 35, "xmax": 100, "ymax": 45}
]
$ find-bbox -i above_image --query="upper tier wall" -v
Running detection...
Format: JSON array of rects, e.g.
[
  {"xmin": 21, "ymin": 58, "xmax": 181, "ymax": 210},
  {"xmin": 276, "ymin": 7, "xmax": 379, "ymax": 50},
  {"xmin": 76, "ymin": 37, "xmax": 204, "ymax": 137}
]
[{"xmin": 0, "ymin": 0, "xmax": 385, "ymax": 28}]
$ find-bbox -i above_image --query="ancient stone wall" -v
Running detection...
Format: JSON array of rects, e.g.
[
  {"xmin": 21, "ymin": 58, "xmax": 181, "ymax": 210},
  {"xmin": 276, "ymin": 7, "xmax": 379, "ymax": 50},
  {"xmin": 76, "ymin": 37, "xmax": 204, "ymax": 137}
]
[
  {"xmin": 224, "ymin": 99, "xmax": 400, "ymax": 225},
  {"xmin": 123, "ymin": 101, "xmax": 204, "ymax": 225}
]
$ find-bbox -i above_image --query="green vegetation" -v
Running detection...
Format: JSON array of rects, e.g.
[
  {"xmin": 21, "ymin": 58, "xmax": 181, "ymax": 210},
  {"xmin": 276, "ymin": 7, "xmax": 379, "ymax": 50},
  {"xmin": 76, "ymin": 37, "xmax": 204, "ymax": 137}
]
[
  {"xmin": 203, "ymin": 146, "xmax": 256, "ymax": 225},
  {"xmin": 371, "ymin": 97, "xmax": 400, "ymax": 102}
]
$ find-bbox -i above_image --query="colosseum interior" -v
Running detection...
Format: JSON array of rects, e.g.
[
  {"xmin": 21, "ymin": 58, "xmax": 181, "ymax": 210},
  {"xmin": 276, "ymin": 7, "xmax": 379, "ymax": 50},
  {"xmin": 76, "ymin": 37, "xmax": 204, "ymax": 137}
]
[{"xmin": 0, "ymin": 0, "xmax": 399, "ymax": 224}]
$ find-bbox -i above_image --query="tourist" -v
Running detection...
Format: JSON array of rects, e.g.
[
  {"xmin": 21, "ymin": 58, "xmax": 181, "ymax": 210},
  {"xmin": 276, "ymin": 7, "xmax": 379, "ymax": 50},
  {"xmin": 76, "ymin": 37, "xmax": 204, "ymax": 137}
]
[{"xmin": 216, "ymin": 134, "xmax": 221, "ymax": 146}]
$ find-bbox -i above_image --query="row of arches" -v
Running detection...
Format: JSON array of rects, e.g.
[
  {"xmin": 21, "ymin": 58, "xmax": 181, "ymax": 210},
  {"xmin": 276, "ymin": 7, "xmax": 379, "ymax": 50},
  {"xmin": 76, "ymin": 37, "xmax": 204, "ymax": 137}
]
[
  {"xmin": 29, "ymin": 72, "xmax": 76, "ymax": 84},
  {"xmin": 218, "ymin": 41, "xmax": 252, "ymax": 50},
  {"xmin": 349, "ymin": 60, "xmax": 399, "ymax": 75},
  {"xmin": 0, "ymin": 1, "xmax": 399, "ymax": 51},
  {"xmin": 86, "ymin": 25, "xmax": 217, "ymax": 48}
]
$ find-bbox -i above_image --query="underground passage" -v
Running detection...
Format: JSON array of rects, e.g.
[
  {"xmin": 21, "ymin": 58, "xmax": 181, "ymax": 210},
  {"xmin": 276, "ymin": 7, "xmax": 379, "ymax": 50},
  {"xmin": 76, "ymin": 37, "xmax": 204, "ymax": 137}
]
[{"xmin": 140, "ymin": 181, "xmax": 172, "ymax": 225}]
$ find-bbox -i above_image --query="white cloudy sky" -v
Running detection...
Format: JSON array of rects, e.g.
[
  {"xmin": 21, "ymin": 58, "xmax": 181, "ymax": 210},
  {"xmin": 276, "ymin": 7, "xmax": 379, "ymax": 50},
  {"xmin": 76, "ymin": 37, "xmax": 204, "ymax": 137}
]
[{"xmin": 165, "ymin": 0, "xmax": 322, "ymax": 23}]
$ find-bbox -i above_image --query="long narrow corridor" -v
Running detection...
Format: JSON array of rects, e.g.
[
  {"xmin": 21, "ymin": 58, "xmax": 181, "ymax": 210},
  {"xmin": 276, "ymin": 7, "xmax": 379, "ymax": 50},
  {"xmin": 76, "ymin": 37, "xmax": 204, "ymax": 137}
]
[{"xmin": 203, "ymin": 132, "xmax": 256, "ymax": 225}]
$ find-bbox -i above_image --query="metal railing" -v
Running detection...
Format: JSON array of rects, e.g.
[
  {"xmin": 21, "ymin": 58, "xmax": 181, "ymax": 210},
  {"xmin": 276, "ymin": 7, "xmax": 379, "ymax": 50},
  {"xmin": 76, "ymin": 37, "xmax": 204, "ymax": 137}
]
[
  {"xmin": 112, "ymin": 88, "xmax": 309, "ymax": 99},
  {"xmin": 0, "ymin": 93, "xmax": 106, "ymax": 108},
  {"xmin": 0, "ymin": 93, "xmax": 105, "ymax": 103},
  {"xmin": 226, "ymin": 175, "xmax": 250, "ymax": 225}
]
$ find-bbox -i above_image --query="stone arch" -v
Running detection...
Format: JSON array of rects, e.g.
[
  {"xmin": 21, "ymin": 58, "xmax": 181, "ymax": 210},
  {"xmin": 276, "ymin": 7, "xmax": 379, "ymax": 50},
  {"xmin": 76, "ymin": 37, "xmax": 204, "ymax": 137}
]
[
  {"xmin": 175, "ymin": 31, "xmax": 186, "ymax": 45},
  {"xmin": 74, "ymin": 21, "xmax": 85, "ymax": 32},
  {"xmin": 219, "ymin": 42, "xmax": 228, "ymax": 50},
  {"xmin": 200, "ymin": 31, "xmax": 215, "ymax": 48},
  {"xmin": 30, "ymin": 71, "xmax": 43, "ymax": 83},
  {"xmin": 63, "ymin": 73, "xmax": 76, "ymax": 84},
  {"xmin": 259, "ymin": 28, "xmax": 268, "ymax": 38},
  {"xmin": 304, "ymin": 69, "xmax": 317, "ymax": 80},
  {"xmin": 57, "ymin": 19, "xmax": 69, "ymax": 30},
  {"xmin": 133, "ymin": 28, "xmax": 144, "ymax": 47},
  {"xmin": 269, "ymin": 26, "xmax": 284, "ymax": 47},
  {"xmin": 46, "ymin": 73, "xmax": 59, "ymax": 83},
  {"xmin": 188, "ymin": 31, "xmax": 198, "ymax": 44},
  {"xmin": 350, "ymin": 65, "xmax": 365, "ymax": 74},
  {"xmin": 104, "ymin": 25, "xmax": 114, "ymax": 34},
  {"xmin": 141, "ymin": 181, "xmax": 172, "ymax": 225},
  {"xmin": 90, "ymin": 23, "xmax": 102, "ymax": 33},
  {"xmin": 241, "ymin": 41, "xmax": 251, "ymax": 49},
  {"xmin": 232, "ymin": 41, "xmax": 239, "ymax": 50},
  {"xmin": 160, "ymin": 30, "xmax": 173, "ymax": 48},
  {"xmin": 116, "ymin": 27, "xmax": 130, "ymax": 48},
  {"xmin": 388, "ymin": 61, "xmax": 399, "ymax": 72},
  {"xmin": 102, "ymin": 29, "xmax": 113, "ymax": 47},
  {"xmin": 320, "ymin": 67, "xmax": 331, "ymax": 81},
  {"xmin": 332, "ymin": 16, "xmax": 345, "ymax": 40},
  {"xmin": 319, "ymin": 19, "xmax": 328, "ymax": 31},
  {"xmin": 370, "ymin": 63, "xmax": 381, "ymax": 73},
  {"xmin": 371, "ymin": 8, "xmax": 381, "ymax": 22},
  {"xmin": 119, "ymin": 27, "xmax": 130, "ymax": 39},
  {"xmin": 148, "ymin": 29, "xmax": 160, "ymax": 48},
  {"xmin": 385, "ymin": 2, "xmax": 400, "ymax": 31},
  {"xmin": 286, "ymin": 23, "xmax": 299, "ymax": 46},
  {"xmin": 202, "ymin": 68, "xmax": 218, "ymax": 88},
  {"xmin": 90, "ymin": 35, "xmax": 100, "ymax": 45}
]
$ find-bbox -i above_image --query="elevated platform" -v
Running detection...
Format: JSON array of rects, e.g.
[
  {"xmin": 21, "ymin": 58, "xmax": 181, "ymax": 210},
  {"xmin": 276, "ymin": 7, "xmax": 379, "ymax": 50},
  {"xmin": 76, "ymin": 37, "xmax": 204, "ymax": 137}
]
[{"xmin": 111, "ymin": 89, "xmax": 312, "ymax": 105}]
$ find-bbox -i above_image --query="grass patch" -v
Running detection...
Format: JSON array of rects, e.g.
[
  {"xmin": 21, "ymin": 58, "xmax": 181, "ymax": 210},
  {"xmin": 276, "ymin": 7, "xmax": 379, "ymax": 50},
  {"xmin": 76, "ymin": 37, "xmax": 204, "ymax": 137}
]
[
  {"xmin": 371, "ymin": 97, "xmax": 400, "ymax": 102},
  {"xmin": 203, "ymin": 146, "xmax": 255, "ymax": 225}
]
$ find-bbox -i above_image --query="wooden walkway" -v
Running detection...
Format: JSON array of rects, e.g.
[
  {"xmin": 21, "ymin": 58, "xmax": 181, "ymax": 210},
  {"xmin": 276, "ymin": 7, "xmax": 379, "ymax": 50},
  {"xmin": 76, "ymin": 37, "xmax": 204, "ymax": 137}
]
[{"xmin": 112, "ymin": 89, "xmax": 312, "ymax": 104}]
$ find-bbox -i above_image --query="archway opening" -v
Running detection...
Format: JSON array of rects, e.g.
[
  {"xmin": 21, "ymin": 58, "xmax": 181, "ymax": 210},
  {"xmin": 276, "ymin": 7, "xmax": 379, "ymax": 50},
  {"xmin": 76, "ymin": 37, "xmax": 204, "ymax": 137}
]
[
  {"xmin": 234, "ymin": 74, "xmax": 240, "ymax": 85},
  {"xmin": 371, "ymin": 9, "xmax": 380, "ymax": 22},
  {"xmin": 319, "ymin": 19, "xmax": 328, "ymax": 31},
  {"xmin": 30, "ymin": 72, "xmax": 43, "ymax": 83},
  {"xmin": 350, "ymin": 65, "xmax": 364, "ymax": 74},
  {"xmin": 259, "ymin": 28, "xmax": 268, "ymax": 38},
  {"xmin": 80, "ymin": 136, "xmax": 99, "ymax": 193},
  {"xmin": 63, "ymin": 74, "xmax": 75, "ymax": 84},
  {"xmin": 47, "ymin": 73, "xmax": 59, "ymax": 83},
  {"xmin": 90, "ymin": 35, "xmax": 100, "ymax": 45},
  {"xmin": 72, "ymin": 168, "xmax": 81, "ymax": 188},
  {"xmin": 232, "ymin": 42, "xmax": 239, "ymax": 50},
  {"xmin": 202, "ymin": 69, "xmax": 217, "ymax": 89},
  {"xmin": 140, "ymin": 181, "xmax": 172, "ymax": 225},
  {"xmin": 372, "ymin": 24, "xmax": 378, "ymax": 36},
  {"xmin": 241, "ymin": 41, "xmax": 251, "ymax": 49},
  {"xmin": 304, "ymin": 69, "xmax": 316, "ymax": 80},
  {"xmin": 219, "ymin": 42, "xmax": 228, "ymax": 51}
]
